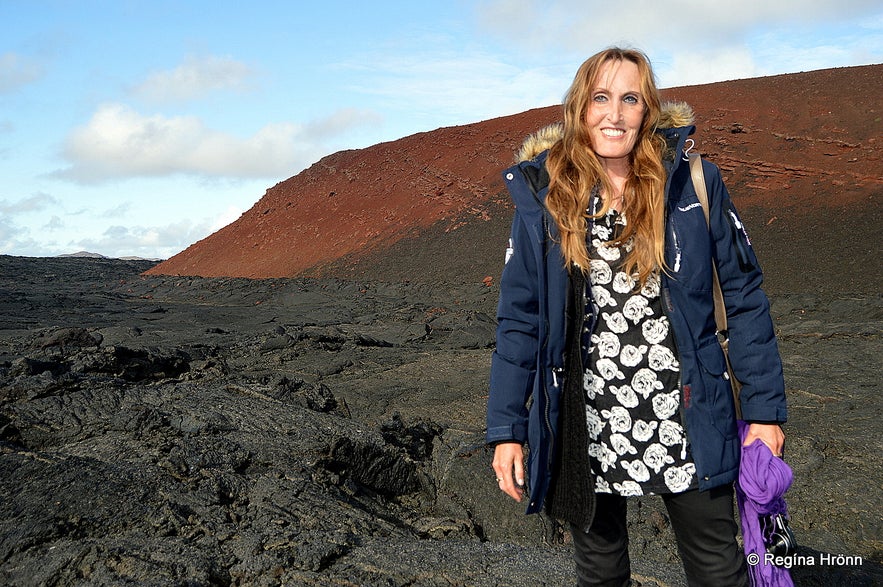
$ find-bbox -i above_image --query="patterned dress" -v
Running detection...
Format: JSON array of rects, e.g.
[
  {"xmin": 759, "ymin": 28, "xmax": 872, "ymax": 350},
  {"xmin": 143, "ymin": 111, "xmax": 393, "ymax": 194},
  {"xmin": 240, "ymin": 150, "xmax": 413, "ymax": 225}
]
[{"xmin": 582, "ymin": 204, "xmax": 698, "ymax": 496}]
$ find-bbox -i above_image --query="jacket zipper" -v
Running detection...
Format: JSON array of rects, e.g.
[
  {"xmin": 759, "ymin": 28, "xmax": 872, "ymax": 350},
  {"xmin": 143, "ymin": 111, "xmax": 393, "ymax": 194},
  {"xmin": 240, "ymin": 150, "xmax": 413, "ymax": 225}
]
[
  {"xmin": 517, "ymin": 164, "xmax": 559, "ymax": 501},
  {"xmin": 660, "ymin": 283, "xmax": 690, "ymax": 461},
  {"xmin": 660, "ymin": 177, "xmax": 692, "ymax": 462}
]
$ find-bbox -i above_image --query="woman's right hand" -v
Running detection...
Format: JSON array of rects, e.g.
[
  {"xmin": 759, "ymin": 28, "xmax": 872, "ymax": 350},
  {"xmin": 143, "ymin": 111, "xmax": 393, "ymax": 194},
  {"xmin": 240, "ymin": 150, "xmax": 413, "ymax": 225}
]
[{"xmin": 492, "ymin": 442, "xmax": 526, "ymax": 502}]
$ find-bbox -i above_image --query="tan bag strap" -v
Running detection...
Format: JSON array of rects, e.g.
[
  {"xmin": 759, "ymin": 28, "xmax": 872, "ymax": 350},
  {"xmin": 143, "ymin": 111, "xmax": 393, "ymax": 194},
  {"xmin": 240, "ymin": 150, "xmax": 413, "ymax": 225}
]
[
  {"xmin": 688, "ymin": 153, "xmax": 728, "ymax": 337},
  {"xmin": 689, "ymin": 153, "xmax": 742, "ymax": 419}
]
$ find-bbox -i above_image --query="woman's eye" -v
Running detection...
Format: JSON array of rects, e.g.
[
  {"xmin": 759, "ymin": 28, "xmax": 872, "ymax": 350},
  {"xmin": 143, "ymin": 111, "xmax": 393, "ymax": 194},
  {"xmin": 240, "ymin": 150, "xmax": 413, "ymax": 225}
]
[
  {"xmin": 593, "ymin": 94, "xmax": 608, "ymax": 103},
  {"xmin": 624, "ymin": 95, "xmax": 639, "ymax": 105}
]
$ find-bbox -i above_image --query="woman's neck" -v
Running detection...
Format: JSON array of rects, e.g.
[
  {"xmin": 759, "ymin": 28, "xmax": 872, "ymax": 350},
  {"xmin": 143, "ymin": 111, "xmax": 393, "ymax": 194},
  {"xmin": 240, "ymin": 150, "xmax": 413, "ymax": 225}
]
[{"xmin": 601, "ymin": 163, "xmax": 630, "ymax": 212}]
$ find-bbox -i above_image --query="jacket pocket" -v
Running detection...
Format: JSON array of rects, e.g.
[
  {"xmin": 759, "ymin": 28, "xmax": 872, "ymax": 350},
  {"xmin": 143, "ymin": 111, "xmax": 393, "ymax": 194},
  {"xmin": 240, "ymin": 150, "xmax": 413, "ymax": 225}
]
[
  {"xmin": 696, "ymin": 337, "xmax": 727, "ymax": 376},
  {"xmin": 695, "ymin": 339, "xmax": 738, "ymax": 439}
]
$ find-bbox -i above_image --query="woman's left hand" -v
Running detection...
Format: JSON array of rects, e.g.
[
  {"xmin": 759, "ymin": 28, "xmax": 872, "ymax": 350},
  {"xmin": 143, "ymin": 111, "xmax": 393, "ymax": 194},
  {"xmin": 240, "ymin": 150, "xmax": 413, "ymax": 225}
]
[{"xmin": 743, "ymin": 423, "xmax": 785, "ymax": 457}]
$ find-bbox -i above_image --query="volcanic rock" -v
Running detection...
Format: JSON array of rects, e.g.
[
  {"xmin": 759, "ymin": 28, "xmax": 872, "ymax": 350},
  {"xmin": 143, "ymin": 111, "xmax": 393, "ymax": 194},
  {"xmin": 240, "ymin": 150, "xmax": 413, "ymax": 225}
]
[{"xmin": 2, "ymin": 65, "xmax": 882, "ymax": 586}]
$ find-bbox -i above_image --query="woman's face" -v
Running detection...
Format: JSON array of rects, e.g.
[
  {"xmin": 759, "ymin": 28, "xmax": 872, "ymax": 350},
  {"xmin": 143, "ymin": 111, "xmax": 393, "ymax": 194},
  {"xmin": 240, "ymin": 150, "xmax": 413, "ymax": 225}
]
[{"xmin": 584, "ymin": 59, "xmax": 646, "ymax": 169}]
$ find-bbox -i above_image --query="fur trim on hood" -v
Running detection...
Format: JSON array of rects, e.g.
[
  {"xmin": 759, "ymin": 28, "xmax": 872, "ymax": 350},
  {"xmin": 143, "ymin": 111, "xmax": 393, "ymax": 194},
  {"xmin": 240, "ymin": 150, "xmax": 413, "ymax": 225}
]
[{"xmin": 516, "ymin": 101, "xmax": 695, "ymax": 163}]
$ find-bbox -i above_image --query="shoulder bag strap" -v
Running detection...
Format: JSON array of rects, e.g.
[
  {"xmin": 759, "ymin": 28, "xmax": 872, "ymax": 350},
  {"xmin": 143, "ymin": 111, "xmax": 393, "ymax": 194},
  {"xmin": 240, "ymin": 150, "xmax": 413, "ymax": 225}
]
[
  {"xmin": 688, "ymin": 153, "xmax": 728, "ymax": 337},
  {"xmin": 689, "ymin": 153, "xmax": 743, "ymax": 418}
]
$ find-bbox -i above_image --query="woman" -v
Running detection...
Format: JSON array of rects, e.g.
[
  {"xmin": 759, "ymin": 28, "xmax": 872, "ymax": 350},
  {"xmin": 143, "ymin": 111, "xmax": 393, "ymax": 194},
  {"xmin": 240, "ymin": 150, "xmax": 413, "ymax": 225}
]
[{"xmin": 487, "ymin": 47, "xmax": 787, "ymax": 586}]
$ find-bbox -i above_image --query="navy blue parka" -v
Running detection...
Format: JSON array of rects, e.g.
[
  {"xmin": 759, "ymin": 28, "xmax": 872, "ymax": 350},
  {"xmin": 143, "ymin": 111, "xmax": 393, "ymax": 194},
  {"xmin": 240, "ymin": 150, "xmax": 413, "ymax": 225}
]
[{"xmin": 486, "ymin": 108, "xmax": 787, "ymax": 515}]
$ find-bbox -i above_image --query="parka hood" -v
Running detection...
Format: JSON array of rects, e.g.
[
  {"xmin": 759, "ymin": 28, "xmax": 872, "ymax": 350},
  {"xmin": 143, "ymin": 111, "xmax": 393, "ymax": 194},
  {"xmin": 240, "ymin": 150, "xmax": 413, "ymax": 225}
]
[{"xmin": 515, "ymin": 101, "xmax": 695, "ymax": 163}]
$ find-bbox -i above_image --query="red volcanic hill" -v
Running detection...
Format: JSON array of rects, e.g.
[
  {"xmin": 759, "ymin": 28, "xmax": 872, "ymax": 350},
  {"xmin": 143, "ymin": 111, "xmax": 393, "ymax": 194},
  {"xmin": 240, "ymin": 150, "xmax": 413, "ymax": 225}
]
[{"xmin": 146, "ymin": 64, "xmax": 882, "ymax": 294}]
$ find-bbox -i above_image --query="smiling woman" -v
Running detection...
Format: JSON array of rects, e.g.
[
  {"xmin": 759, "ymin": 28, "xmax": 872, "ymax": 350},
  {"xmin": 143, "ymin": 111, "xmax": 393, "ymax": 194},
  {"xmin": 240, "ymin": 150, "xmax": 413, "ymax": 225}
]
[{"xmin": 487, "ymin": 47, "xmax": 788, "ymax": 587}]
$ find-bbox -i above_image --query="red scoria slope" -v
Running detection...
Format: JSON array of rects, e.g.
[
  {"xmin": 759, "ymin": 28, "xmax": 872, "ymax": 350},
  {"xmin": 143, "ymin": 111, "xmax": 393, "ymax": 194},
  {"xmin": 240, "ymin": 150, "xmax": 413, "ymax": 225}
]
[
  {"xmin": 145, "ymin": 105, "xmax": 559, "ymax": 279},
  {"xmin": 146, "ymin": 64, "xmax": 881, "ymax": 292}
]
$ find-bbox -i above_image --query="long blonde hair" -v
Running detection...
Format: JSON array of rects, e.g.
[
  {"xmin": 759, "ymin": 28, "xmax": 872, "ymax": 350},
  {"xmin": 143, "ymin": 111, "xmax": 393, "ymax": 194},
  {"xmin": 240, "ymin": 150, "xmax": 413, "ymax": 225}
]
[{"xmin": 545, "ymin": 48, "xmax": 667, "ymax": 285}]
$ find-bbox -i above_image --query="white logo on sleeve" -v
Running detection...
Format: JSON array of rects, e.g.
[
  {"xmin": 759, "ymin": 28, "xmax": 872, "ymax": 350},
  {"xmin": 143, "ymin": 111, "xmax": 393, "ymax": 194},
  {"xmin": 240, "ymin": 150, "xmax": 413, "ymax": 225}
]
[{"xmin": 504, "ymin": 238, "xmax": 514, "ymax": 264}]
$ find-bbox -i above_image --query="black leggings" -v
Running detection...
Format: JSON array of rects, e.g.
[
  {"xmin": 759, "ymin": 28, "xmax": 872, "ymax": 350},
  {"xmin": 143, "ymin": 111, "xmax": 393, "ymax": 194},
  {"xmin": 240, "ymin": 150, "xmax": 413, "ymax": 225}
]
[{"xmin": 570, "ymin": 485, "xmax": 749, "ymax": 587}]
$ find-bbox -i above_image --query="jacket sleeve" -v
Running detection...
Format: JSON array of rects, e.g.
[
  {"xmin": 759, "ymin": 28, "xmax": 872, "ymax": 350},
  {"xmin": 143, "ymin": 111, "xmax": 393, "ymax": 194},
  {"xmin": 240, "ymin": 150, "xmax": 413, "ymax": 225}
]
[
  {"xmin": 486, "ymin": 207, "xmax": 540, "ymax": 444},
  {"xmin": 704, "ymin": 161, "xmax": 787, "ymax": 423}
]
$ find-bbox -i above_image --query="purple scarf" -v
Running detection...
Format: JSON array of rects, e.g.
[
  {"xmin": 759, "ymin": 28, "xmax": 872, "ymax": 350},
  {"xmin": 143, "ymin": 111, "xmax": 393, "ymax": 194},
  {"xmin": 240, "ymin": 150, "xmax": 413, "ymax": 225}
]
[{"xmin": 736, "ymin": 420, "xmax": 795, "ymax": 586}]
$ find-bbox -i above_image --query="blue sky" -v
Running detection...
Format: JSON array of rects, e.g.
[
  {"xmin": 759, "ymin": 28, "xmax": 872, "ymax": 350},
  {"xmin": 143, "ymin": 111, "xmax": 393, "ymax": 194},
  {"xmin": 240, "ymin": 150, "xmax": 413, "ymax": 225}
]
[{"xmin": 2, "ymin": 1, "xmax": 881, "ymax": 259}]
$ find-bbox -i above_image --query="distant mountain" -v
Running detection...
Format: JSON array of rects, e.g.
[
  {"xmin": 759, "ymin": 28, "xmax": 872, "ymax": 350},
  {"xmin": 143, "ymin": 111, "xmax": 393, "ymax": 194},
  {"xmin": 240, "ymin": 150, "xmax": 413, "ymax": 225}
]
[
  {"xmin": 56, "ymin": 251, "xmax": 163, "ymax": 262},
  {"xmin": 146, "ymin": 64, "xmax": 882, "ymax": 295},
  {"xmin": 57, "ymin": 251, "xmax": 107, "ymax": 258}
]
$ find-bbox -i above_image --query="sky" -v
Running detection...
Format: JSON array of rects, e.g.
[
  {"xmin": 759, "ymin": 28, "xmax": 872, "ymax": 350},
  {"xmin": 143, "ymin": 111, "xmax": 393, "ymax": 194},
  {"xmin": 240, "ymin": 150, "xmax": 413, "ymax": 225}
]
[{"xmin": 2, "ymin": 1, "xmax": 881, "ymax": 260}]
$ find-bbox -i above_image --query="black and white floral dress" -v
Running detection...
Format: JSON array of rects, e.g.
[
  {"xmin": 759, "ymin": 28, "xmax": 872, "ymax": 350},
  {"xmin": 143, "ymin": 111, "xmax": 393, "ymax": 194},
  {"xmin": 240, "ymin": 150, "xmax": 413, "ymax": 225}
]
[{"xmin": 582, "ymin": 204, "xmax": 698, "ymax": 496}]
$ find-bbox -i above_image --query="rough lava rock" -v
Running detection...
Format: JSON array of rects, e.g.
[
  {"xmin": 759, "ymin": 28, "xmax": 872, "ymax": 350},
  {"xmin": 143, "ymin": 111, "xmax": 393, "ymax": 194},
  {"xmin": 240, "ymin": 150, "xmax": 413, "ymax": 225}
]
[
  {"xmin": 2, "ymin": 64, "xmax": 882, "ymax": 587},
  {"xmin": 1, "ymin": 256, "xmax": 881, "ymax": 586}
]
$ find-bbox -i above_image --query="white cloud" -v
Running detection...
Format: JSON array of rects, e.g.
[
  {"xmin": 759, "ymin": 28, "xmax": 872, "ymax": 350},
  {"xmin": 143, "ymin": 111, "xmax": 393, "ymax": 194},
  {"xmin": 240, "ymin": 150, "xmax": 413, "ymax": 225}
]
[
  {"xmin": 0, "ymin": 194, "xmax": 61, "ymax": 255},
  {"xmin": 744, "ymin": 19, "xmax": 883, "ymax": 77},
  {"xmin": 131, "ymin": 55, "xmax": 257, "ymax": 103},
  {"xmin": 0, "ymin": 230, "xmax": 51, "ymax": 256},
  {"xmin": 662, "ymin": 47, "xmax": 759, "ymax": 86},
  {"xmin": 52, "ymin": 103, "xmax": 379, "ymax": 184},
  {"xmin": 473, "ymin": 0, "xmax": 883, "ymax": 87},
  {"xmin": 0, "ymin": 187, "xmax": 256, "ymax": 258},
  {"xmin": 44, "ymin": 216, "xmax": 64, "ymax": 230},
  {"xmin": 74, "ymin": 219, "xmax": 218, "ymax": 260},
  {"xmin": 0, "ymin": 216, "xmax": 20, "ymax": 247},
  {"xmin": 100, "ymin": 202, "xmax": 132, "ymax": 218},
  {"xmin": 303, "ymin": 108, "xmax": 384, "ymax": 140},
  {"xmin": 0, "ymin": 52, "xmax": 44, "ymax": 93},
  {"xmin": 0, "ymin": 192, "xmax": 60, "ymax": 214},
  {"xmin": 476, "ymin": 0, "xmax": 882, "ymax": 51},
  {"xmin": 341, "ymin": 46, "xmax": 571, "ymax": 128}
]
